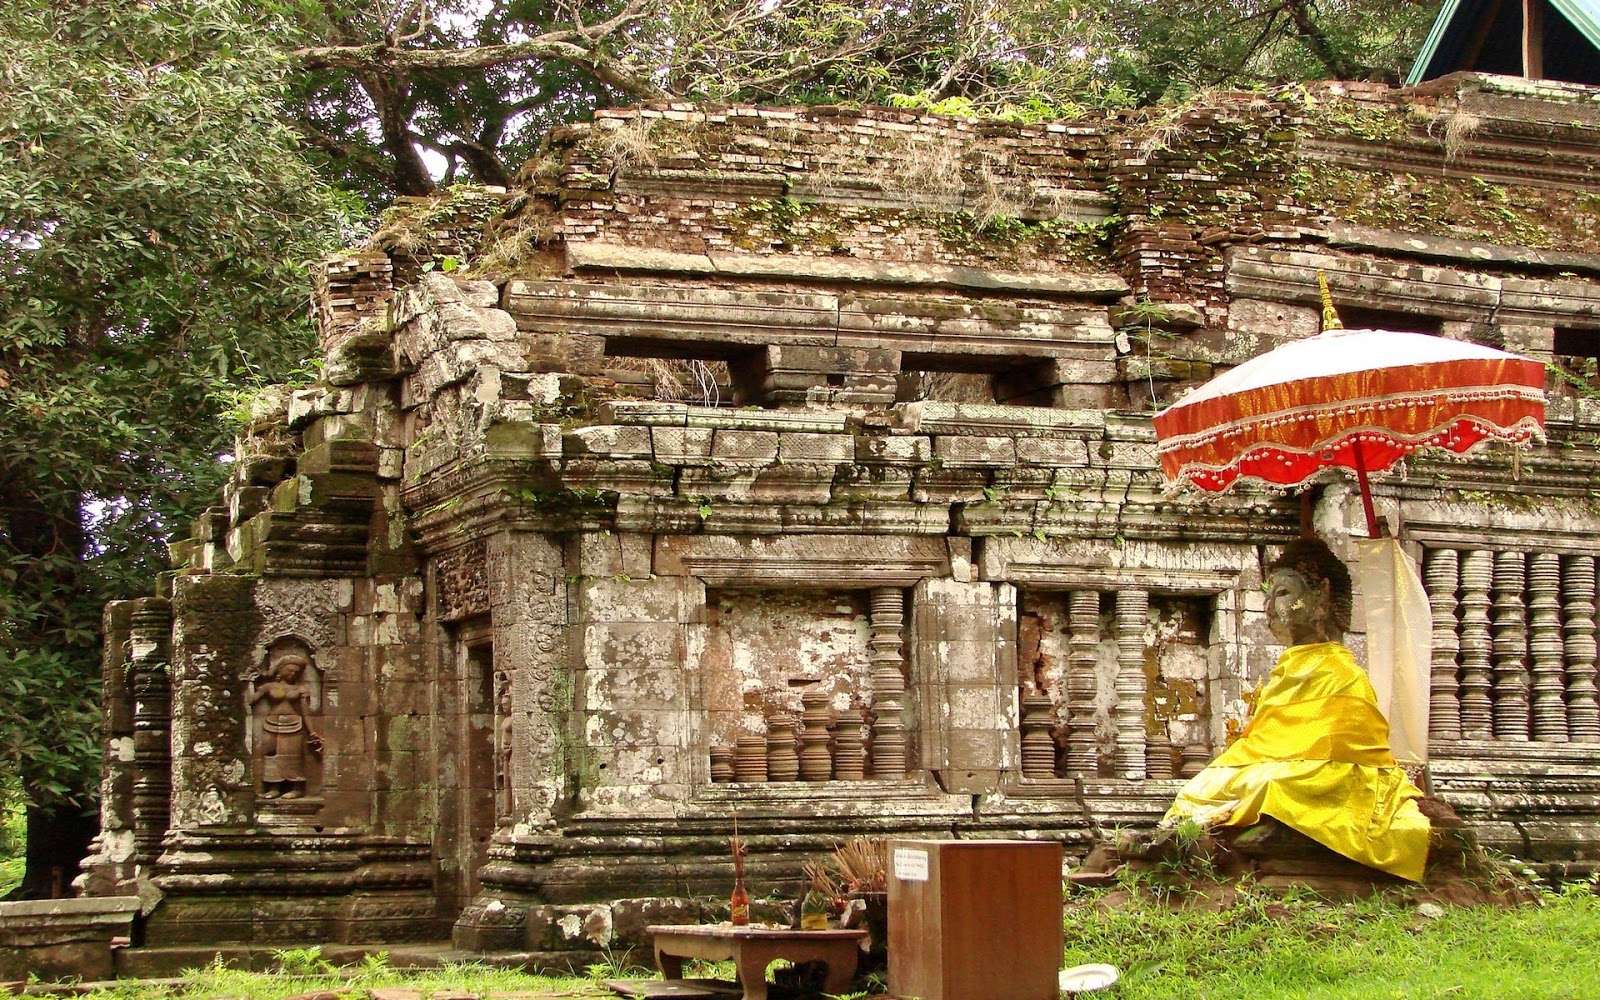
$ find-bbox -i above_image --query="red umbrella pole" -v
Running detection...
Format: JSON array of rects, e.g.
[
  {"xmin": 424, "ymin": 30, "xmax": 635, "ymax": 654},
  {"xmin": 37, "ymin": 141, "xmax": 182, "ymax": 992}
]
[{"xmin": 1352, "ymin": 438, "xmax": 1380, "ymax": 538}]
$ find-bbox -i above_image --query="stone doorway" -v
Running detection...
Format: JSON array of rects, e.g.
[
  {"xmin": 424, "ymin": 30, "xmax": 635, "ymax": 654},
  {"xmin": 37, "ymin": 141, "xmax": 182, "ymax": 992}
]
[{"xmin": 447, "ymin": 622, "xmax": 497, "ymax": 912}]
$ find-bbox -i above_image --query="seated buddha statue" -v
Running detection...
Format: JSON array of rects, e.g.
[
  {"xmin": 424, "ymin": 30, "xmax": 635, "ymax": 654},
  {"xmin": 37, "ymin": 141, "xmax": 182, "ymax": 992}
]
[{"xmin": 1164, "ymin": 538, "xmax": 1431, "ymax": 882}]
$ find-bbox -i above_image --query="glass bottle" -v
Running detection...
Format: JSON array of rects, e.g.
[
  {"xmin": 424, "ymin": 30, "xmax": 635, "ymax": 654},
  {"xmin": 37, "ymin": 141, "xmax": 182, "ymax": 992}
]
[
  {"xmin": 730, "ymin": 875, "xmax": 750, "ymax": 926},
  {"xmin": 800, "ymin": 887, "xmax": 830, "ymax": 930}
]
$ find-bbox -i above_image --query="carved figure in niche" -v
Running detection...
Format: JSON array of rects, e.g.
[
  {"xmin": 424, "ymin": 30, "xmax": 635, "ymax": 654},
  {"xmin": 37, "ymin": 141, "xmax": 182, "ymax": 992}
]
[
  {"xmin": 198, "ymin": 786, "xmax": 228, "ymax": 825},
  {"xmin": 1164, "ymin": 539, "xmax": 1431, "ymax": 881},
  {"xmin": 494, "ymin": 671, "xmax": 514, "ymax": 822},
  {"xmin": 249, "ymin": 645, "xmax": 323, "ymax": 800}
]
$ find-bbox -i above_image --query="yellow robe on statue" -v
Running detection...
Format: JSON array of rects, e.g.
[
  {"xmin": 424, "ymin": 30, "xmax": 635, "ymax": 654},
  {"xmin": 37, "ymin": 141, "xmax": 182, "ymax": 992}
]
[{"xmin": 1165, "ymin": 642, "xmax": 1430, "ymax": 882}]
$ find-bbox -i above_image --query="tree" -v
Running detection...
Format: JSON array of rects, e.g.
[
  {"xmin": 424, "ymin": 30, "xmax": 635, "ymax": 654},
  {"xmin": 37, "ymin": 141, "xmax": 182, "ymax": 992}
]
[
  {"xmin": 0, "ymin": 0, "xmax": 347, "ymax": 896},
  {"xmin": 286, "ymin": 1, "xmax": 1136, "ymax": 202},
  {"xmin": 282, "ymin": 1, "xmax": 1440, "ymax": 205},
  {"xmin": 1100, "ymin": 0, "xmax": 1439, "ymax": 105}
]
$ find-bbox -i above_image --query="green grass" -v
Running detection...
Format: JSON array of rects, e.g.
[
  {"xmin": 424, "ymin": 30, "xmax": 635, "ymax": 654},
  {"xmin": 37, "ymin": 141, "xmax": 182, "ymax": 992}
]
[
  {"xmin": 1063, "ymin": 883, "xmax": 1600, "ymax": 999},
  {"xmin": 26, "ymin": 887, "xmax": 1600, "ymax": 999},
  {"xmin": 68, "ymin": 949, "xmax": 635, "ymax": 998}
]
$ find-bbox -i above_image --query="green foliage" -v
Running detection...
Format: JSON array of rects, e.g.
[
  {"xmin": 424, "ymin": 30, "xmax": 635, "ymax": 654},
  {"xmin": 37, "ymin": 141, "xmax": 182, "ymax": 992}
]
[
  {"xmin": 1099, "ymin": 0, "xmax": 1439, "ymax": 105},
  {"xmin": 281, "ymin": 1, "xmax": 1440, "ymax": 203},
  {"xmin": 1296, "ymin": 163, "xmax": 1596, "ymax": 252},
  {"xmin": 271, "ymin": 946, "xmax": 336, "ymax": 977},
  {"xmin": 0, "ymin": 0, "xmax": 348, "ymax": 811},
  {"xmin": 0, "ymin": 785, "xmax": 23, "ymax": 896}
]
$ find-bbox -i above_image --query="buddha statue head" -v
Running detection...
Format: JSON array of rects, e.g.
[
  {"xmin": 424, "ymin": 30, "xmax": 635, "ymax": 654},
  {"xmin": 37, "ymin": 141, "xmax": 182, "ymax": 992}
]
[{"xmin": 1264, "ymin": 538, "xmax": 1352, "ymax": 646}]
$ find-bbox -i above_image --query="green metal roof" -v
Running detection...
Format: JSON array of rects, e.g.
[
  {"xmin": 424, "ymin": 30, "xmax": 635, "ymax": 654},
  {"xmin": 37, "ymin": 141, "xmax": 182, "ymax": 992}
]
[{"xmin": 1408, "ymin": 0, "xmax": 1600, "ymax": 85}]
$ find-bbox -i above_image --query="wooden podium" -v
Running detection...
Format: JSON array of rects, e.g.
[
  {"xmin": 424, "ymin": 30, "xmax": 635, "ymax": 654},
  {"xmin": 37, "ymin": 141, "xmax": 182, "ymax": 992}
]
[{"xmin": 887, "ymin": 839, "xmax": 1063, "ymax": 1000}]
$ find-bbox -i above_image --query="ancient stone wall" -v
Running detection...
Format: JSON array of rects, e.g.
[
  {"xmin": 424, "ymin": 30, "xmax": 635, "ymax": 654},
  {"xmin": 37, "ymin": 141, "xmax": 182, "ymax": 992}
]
[{"xmin": 78, "ymin": 72, "xmax": 1600, "ymax": 969}]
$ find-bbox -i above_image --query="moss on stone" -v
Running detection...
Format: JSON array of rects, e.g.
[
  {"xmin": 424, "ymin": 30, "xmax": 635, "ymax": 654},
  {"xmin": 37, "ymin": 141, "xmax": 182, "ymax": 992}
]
[{"xmin": 1297, "ymin": 164, "xmax": 1600, "ymax": 252}]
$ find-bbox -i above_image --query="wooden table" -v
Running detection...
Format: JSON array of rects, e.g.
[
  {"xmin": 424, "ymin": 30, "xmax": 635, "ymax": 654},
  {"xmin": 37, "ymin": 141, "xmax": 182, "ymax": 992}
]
[{"xmin": 647, "ymin": 924, "xmax": 868, "ymax": 1000}]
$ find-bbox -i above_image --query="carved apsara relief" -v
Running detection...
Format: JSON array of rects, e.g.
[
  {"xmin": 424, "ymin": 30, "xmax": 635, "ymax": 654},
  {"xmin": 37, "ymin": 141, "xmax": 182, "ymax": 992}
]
[{"xmin": 248, "ymin": 638, "xmax": 325, "ymax": 800}]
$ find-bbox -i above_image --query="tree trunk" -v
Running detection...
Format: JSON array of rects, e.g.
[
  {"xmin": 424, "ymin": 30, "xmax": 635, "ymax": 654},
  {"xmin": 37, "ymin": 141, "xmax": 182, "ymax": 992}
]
[
  {"xmin": 1, "ymin": 471, "xmax": 100, "ymax": 898},
  {"xmin": 7, "ymin": 804, "xmax": 99, "ymax": 900},
  {"xmin": 1284, "ymin": 0, "xmax": 1360, "ymax": 80}
]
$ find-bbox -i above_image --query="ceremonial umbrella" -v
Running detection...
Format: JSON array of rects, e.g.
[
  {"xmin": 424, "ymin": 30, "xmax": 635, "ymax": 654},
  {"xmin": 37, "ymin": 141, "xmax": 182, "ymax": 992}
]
[
  {"xmin": 1152, "ymin": 327, "xmax": 1547, "ymax": 536},
  {"xmin": 1151, "ymin": 312, "xmax": 1547, "ymax": 763}
]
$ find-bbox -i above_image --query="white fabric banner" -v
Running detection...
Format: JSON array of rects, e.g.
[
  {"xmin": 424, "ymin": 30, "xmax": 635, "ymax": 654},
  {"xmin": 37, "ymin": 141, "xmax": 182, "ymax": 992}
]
[{"xmin": 1356, "ymin": 537, "xmax": 1432, "ymax": 764}]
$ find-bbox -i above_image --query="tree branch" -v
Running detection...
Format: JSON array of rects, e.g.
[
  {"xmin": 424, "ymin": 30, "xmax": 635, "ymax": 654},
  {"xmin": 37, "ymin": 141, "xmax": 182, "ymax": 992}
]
[
  {"xmin": 295, "ymin": 3, "xmax": 665, "ymax": 100},
  {"xmin": 1283, "ymin": 0, "xmax": 1359, "ymax": 80}
]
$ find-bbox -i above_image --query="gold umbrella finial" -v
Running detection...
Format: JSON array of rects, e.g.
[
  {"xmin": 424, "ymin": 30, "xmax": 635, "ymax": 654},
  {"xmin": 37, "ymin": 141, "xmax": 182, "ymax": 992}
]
[{"xmin": 1318, "ymin": 271, "xmax": 1344, "ymax": 331}]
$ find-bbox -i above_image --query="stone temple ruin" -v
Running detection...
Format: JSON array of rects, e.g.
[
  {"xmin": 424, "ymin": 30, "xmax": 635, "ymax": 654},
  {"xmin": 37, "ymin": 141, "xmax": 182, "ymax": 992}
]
[{"xmin": 69, "ymin": 72, "xmax": 1600, "ymax": 972}]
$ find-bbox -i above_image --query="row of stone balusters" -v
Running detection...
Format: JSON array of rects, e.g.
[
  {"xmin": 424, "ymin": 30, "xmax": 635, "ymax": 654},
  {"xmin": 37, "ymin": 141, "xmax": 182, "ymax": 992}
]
[
  {"xmin": 1016, "ymin": 588, "xmax": 1209, "ymax": 780},
  {"xmin": 1425, "ymin": 548, "xmax": 1600, "ymax": 743},
  {"xmin": 711, "ymin": 688, "xmax": 879, "ymax": 782},
  {"xmin": 1020, "ymin": 690, "xmax": 1209, "ymax": 781},
  {"xmin": 710, "ymin": 588, "xmax": 909, "ymax": 782}
]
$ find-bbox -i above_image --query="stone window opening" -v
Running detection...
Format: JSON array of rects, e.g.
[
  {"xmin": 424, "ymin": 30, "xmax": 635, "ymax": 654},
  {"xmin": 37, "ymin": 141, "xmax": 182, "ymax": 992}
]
[
  {"xmin": 1335, "ymin": 305, "xmax": 1444, "ymax": 337},
  {"xmin": 604, "ymin": 350, "xmax": 731, "ymax": 407},
  {"xmin": 1552, "ymin": 326, "xmax": 1600, "ymax": 382},
  {"xmin": 700, "ymin": 586, "xmax": 913, "ymax": 784},
  {"xmin": 1422, "ymin": 546, "xmax": 1600, "ymax": 745},
  {"xmin": 1017, "ymin": 588, "xmax": 1218, "ymax": 782}
]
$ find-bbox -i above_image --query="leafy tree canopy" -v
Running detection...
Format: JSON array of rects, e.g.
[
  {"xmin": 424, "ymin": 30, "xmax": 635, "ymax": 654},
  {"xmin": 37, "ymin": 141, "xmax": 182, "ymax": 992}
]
[
  {"xmin": 287, "ymin": 0, "xmax": 1441, "ymax": 204},
  {"xmin": 0, "ymin": 0, "xmax": 349, "ymax": 825}
]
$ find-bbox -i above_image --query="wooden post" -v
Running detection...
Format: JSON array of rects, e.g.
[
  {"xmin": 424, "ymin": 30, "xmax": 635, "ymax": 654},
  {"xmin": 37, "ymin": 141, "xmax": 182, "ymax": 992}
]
[{"xmin": 1524, "ymin": 0, "xmax": 1545, "ymax": 79}]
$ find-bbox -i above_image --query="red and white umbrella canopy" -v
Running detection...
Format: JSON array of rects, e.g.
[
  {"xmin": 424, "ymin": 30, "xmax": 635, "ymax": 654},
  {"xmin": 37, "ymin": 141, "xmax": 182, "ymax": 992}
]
[{"xmin": 1153, "ymin": 328, "xmax": 1547, "ymax": 494}]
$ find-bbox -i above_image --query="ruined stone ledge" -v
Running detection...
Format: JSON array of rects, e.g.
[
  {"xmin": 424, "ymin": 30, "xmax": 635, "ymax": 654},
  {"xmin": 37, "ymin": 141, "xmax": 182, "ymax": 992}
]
[
  {"xmin": 906, "ymin": 401, "xmax": 1110, "ymax": 437},
  {"xmin": 1392, "ymin": 459, "xmax": 1600, "ymax": 506},
  {"xmin": 1414, "ymin": 71, "xmax": 1600, "ymax": 106},
  {"xmin": 684, "ymin": 499, "xmax": 953, "ymax": 536},
  {"xmin": 1543, "ymin": 397, "xmax": 1600, "ymax": 431},
  {"xmin": 1327, "ymin": 223, "xmax": 1600, "ymax": 278},
  {"xmin": 1432, "ymin": 739, "xmax": 1600, "ymax": 773},
  {"xmin": 565, "ymin": 240, "xmax": 1128, "ymax": 299},
  {"xmin": 598, "ymin": 399, "xmax": 851, "ymax": 433},
  {"xmin": 0, "ymin": 896, "xmax": 140, "ymax": 982},
  {"xmin": 1298, "ymin": 132, "xmax": 1600, "ymax": 195},
  {"xmin": 612, "ymin": 166, "xmax": 788, "ymax": 202},
  {"xmin": 786, "ymin": 173, "xmax": 1115, "ymax": 223},
  {"xmin": 694, "ymin": 777, "xmax": 938, "ymax": 804},
  {"xmin": 1402, "ymin": 498, "xmax": 1600, "ymax": 552},
  {"xmin": 1227, "ymin": 247, "xmax": 1503, "ymax": 322}
]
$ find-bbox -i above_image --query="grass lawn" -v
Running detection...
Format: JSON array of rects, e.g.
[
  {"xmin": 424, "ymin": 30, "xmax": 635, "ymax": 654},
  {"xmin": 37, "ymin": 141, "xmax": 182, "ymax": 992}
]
[
  {"xmin": 20, "ymin": 885, "xmax": 1599, "ymax": 999},
  {"xmin": 1063, "ymin": 883, "xmax": 1600, "ymax": 999}
]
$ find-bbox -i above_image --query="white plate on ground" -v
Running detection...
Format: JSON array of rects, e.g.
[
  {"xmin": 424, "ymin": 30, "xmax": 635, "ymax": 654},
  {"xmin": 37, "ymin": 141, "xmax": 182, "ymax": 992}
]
[{"xmin": 1059, "ymin": 963, "xmax": 1120, "ymax": 993}]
